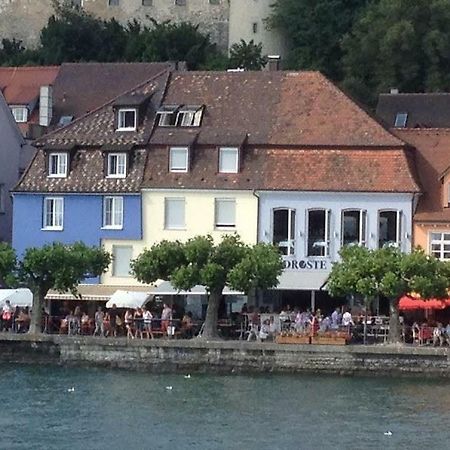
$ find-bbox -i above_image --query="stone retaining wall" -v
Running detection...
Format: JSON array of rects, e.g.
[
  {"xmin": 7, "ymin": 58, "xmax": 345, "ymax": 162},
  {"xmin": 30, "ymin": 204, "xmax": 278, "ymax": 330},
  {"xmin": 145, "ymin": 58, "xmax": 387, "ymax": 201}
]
[{"xmin": 0, "ymin": 334, "xmax": 449, "ymax": 377}]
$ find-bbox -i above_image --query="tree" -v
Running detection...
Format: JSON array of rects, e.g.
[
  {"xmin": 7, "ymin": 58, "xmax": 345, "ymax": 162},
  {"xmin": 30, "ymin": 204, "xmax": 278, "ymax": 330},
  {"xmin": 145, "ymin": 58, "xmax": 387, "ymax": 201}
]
[
  {"xmin": 268, "ymin": 0, "xmax": 369, "ymax": 79},
  {"xmin": 132, "ymin": 235, "xmax": 283, "ymax": 339},
  {"xmin": 229, "ymin": 40, "xmax": 267, "ymax": 70},
  {"xmin": 0, "ymin": 243, "xmax": 18, "ymax": 288},
  {"xmin": 328, "ymin": 246, "xmax": 450, "ymax": 343},
  {"xmin": 19, "ymin": 242, "xmax": 111, "ymax": 334},
  {"xmin": 342, "ymin": 0, "xmax": 450, "ymax": 107}
]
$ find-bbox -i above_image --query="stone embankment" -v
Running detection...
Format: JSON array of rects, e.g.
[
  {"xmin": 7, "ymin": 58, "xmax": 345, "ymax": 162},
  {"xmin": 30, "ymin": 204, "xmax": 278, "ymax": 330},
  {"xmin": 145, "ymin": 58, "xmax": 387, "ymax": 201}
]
[{"xmin": 0, "ymin": 333, "xmax": 449, "ymax": 377}]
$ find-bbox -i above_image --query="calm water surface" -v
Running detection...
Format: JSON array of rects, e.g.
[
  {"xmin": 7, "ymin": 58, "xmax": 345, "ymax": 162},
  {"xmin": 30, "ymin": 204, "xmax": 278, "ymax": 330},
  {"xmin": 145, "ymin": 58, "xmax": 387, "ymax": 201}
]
[{"xmin": 1, "ymin": 364, "xmax": 449, "ymax": 450}]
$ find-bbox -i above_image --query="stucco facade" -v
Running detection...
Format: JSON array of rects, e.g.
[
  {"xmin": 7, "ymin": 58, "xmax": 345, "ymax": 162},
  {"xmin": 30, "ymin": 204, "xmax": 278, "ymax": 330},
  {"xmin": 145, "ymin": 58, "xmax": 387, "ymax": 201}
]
[
  {"xmin": 0, "ymin": 0, "xmax": 286, "ymax": 56},
  {"xmin": 258, "ymin": 191, "xmax": 415, "ymax": 291},
  {"xmin": 101, "ymin": 189, "xmax": 258, "ymax": 285},
  {"xmin": 12, "ymin": 193, "xmax": 142, "ymax": 256}
]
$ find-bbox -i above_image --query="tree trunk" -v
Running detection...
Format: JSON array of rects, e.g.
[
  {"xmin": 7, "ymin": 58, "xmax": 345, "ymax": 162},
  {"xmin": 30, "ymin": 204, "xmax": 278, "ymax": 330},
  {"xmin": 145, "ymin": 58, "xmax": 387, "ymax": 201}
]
[
  {"xmin": 388, "ymin": 297, "xmax": 401, "ymax": 344},
  {"xmin": 200, "ymin": 290, "xmax": 222, "ymax": 340},
  {"xmin": 29, "ymin": 289, "xmax": 45, "ymax": 335}
]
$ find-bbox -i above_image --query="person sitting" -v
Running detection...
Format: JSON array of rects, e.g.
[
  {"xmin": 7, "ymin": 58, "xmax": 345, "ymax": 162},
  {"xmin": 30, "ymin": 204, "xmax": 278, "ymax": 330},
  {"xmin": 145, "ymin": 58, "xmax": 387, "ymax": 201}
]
[
  {"xmin": 259, "ymin": 319, "xmax": 270, "ymax": 342},
  {"xmin": 180, "ymin": 311, "xmax": 194, "ymax": 339},
  {"xmin": 247, "ymin": 308, "xmax": 260, "ymax": 341},
  {"xmin": 342, "ymin": 310, "xmax": 354, "ymax": 327},
  {"xmin": 16, "ymin": 308, "xmax": 30, "ymax": 333}
]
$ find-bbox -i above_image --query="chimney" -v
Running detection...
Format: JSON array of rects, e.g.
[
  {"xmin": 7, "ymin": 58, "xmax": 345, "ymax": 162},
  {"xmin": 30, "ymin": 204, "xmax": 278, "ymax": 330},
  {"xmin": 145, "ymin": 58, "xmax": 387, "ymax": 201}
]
[
  {"xmin": 267, "ymin": 55, "xmax": 281, "ymax": 71},
  {"xmin": 39, "ymin": 85, "xmax": 53, "ymax": 127},
  {"xmin": 390, "ymin": 88, "xmax": 399, "ymax": 94}
]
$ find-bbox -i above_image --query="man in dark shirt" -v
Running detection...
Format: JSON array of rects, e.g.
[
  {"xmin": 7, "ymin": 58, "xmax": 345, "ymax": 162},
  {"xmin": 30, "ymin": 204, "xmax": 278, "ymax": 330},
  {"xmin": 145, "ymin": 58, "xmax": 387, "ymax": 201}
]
[{"xmin": 108, "ymin": 304, "xmax": 118, "ymax": 337}]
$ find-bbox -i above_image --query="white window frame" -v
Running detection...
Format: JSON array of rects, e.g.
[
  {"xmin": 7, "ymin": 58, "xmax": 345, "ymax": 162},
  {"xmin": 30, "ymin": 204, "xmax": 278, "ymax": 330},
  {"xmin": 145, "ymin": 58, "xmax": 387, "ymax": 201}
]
[
  {"xmin": 107, "ymin": 153, "xmax": 127, "ymax": 178},
  {"xmin": 378, "ymin": 210, "xmax": 401, "ymax": 248},
  {"xmin": 273, "ymin": 208, "xmax": 296, "ymax": 256},
  {"xmin": 177, "ymin": 107, "xmax": 203, "ymax": 127},
  {"xmin": 307, "ymin": 208, "xmax": 331, "ymax": 257},
  {"xmin": 48, "ymin": 152, "xmax": 68, "ymax": 178},
  {"xmin": 164, "ymin": 197, "xmax": 186, "ymax": 230},
  {"xmin": 103, "ymin": 196, "xmax": 123, "ymax": 229},
  {"xmin": 341, "ymin": 209, "xmax": 367, "ymax": 247},
  {"xmin": 215, "ymin": 198, "xmax": 236, "ymax": 229},
  {"xmin": 43, "ymin": 197, "xmax": 64, "ymax": 230},
  {"xmin": 394, "ymin": 112, "xmax": 408, "ymax": 128},
  {"xmin": 112, "ymin": 245, "xmax": 133, "ymax": 277},
  {"xmin": 429, "ymin": 232, "xmax": 450, "ymax": 261},
  {"xmin": 117, "ymin": 108, "xmax": 137, "ymax": 131},
  {"xmin": 169, "ymin": 147, "xmax": 189, "ymax": 172},
  {"xmin": 218, "ymin": 147, "xmax": 239, "ymax": 173},
  {"xmin": 10, "ymin": 106, "xmax": 28, "ymax": 123}
]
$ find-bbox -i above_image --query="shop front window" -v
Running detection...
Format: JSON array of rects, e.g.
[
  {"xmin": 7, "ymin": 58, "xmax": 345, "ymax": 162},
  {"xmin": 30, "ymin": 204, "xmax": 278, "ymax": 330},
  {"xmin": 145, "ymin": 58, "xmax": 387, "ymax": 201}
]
[
  {"xmin": 273, "ymin": 208, "xmax": 295, "ymax": 256},
  {"xmin": 307, "ymin": 209, "xmax": 330, "ymax": 257}
]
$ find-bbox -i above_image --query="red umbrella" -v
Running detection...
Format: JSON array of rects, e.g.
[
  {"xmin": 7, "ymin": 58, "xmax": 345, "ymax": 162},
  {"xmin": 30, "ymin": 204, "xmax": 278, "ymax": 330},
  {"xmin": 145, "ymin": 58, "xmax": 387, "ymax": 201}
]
[{"xmin": 398, "ymin": 295, "xmax": 450, "ymax": 311}]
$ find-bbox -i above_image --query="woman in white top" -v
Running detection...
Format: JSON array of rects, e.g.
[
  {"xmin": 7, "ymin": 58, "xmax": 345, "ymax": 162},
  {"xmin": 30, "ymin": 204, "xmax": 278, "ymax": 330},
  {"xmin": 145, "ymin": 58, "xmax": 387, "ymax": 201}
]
[{"xmin": 143, "ymin": 308, "xmax": 154, "ymax": 339}]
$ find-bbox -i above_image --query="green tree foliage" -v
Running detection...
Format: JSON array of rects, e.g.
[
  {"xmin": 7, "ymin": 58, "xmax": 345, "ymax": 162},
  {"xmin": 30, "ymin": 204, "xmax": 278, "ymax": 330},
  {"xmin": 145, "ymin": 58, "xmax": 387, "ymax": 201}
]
[
  {"xmin": 342, "ymin": 0, "xmax": 450, "ymax": 106},
  {"xmin": 0, "ymin": 242, "xmax": 18, "ymax": 288},
  {"xmin": 19, "ymin": 242, "xmax": 111, "ymax": 334},
  {"xmin": 328, "ymin": 246, "xmax": 450, "ymax": 342},
  {"xmin": 132, "ymin": 235, "xmax": 283, "ymax": 339},
  {"xmin": 229, "ymin": 39, "xmax": 268, "ymax": 70},
  {"xmin": 268, "ymin": 0, "xmax": 369, "ymax": 78}
]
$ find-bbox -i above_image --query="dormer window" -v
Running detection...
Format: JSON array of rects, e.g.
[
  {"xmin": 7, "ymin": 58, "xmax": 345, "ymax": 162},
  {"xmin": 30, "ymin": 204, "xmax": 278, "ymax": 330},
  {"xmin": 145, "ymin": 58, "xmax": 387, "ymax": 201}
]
[
  {"xmin": 219, "ymin": 147, "xmax": 239, "ymax": 173},
  {"xmin": 177, "ymin": 106, "xmax": 203, "ymax": 127},
  {"xmin": 117, "ymin": 108, "xmax": 137, "ymax": 131},
  {"xmin": 11, "ymin": 106, "xmax": 28, "ymax": 123},
  {"xmin": 107, "ymin": 153, "xmax": 127, "ymax": 178},
  {"xmin": 169, "ymin": 147, "xmax": 189, "ymax": 172},
  {"xmin": 157, "ymin": 105, "xmax": 179, "ymax": 126},
  {"xmin": 48, "ymin": 152, "xmax": 68, "ymax": 178},
  {"xmin": 394, "ymin": 112, "xmax": 408, "ymax": 128}
]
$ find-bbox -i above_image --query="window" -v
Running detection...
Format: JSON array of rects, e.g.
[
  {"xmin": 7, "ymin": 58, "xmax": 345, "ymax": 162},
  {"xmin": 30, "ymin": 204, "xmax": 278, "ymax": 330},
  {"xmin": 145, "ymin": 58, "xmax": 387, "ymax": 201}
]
[
  {"xmin": 165, "ymin": 198, "xmax": 185, "ymax": 229},
  {"xmin": 430, "ymin": 232, "xmax": 450, "ymax": 260},
  {"xmin": 169, "ymin": 147, "xmax": 189, "ymax": 172},
  {"xmin": 71, "ymin": 0, "xmax": 83, "ymax": 7},
  {"xmin": 48, "ymin": 152, "xmax": 68, "ymax": 177},
  {"xmin": 117, "ymin": 108, "xmax": 137, "ymax": 131},
  {"xmin": 209, "ymin": 0, "xmax": 220, "ymax": 4},
  {"xmin": 103, "ymin": 196, "xmax": 123, "ymax": 229},
  {"xmin": 11, "ymin": 106, "xmax": 28, "ymax": 123},
  {"xmin": 307, "ymin": 209, "xmax": 330, "ymax": 257},
  {"xmin": 58, "ymin": 115, "xmax": 73, "ymax": 127},
  {"xmin": 113, "ymin": 245, "xmax": 133, "ymax": 277},
  {"xmin": 342, "ymin": 210, "xmax": 366, "ymax": 246},
  {"xmin": 108, "ymin": 0, "xmax": 119, "ymax": 5},
  {"xmin": 175, "ymin": 0, "xmax": 186, "ymax": 5},
  {"xmin": 394, "ymin": 112, "xmax": 408, "ymax": 128},
  {"xmin": 273, "ymin": 208, "xmax": 296, "ymax": 256},
  {"xmin": 219, "ymin": 147, "xmax": 239, "ymax": 173},
  {"xmin": 142, "ymin": 0, "xmax": 153, "ymax": 5},
  {"xmin": 177, "ymin": 106, "xmax": 203, "ymax": 127},
  {"xmin": 107, "ymin": 153, "xmax": 127, "ymax": 178},
  {"xmin": 378, "ymin": 210, "xmax": 401, "ymax": 248},
  {"xmin": 43, "ymin": 197, "xmax": 63, "ymax": 230},
  {"xmin": 215, "ymin": 199, "xmax": 236, "ymax": 228},
  {"xmin": 252, "ymin": 22, "xmax": 258, "ymax": 34},
  {"xmin": 157, "ymin": 106, "xmax": 179, "ymax": 126}
]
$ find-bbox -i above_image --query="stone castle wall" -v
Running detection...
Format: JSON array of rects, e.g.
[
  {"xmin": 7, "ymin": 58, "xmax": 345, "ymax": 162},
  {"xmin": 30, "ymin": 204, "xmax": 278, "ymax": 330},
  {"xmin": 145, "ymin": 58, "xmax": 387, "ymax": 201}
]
[{"xmin": 0, "ymin": 0, "xmax": 230, "ymax": 51}]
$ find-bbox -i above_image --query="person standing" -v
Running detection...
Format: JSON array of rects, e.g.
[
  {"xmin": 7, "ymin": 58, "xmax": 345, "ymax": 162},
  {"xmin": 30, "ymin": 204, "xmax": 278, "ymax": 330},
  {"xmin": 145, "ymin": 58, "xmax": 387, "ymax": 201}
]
[
  {"xmin": 143, "ymin": 307, "xmax": 154, "ymax": 339},
  {"xmin": 94, "ymin": 307, "xmax": 105, "ymax": 337},
  {"xmin": 331, "ymin": 307, "xmax": 341, "ymax": 329},
  {"xmin": 1, "ymin": 300, "xmax": 13, "ymax": 331},
  {"xmin": 161, "ymin": 304, "xmax": 172, "ymax": 334},
  {"xmin": 108, "ymin": 303, "xmax": 118, "ymax": 337}
]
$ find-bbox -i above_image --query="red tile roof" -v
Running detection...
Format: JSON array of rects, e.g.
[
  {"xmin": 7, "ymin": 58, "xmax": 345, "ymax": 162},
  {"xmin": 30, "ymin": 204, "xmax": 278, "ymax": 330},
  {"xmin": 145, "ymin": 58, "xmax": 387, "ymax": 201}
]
[
  {"xmin": 393, "ymin": 129, "xmax": 450, "ymax": 221},
  {"xmin": 0, "ymin": 66, "xmax": 59, "ymax": 104}
]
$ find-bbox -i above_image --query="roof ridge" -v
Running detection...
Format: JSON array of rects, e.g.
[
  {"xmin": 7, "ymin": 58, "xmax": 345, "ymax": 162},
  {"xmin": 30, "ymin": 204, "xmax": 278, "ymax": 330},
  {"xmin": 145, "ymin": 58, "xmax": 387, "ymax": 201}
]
[
  {"xmin": 36, "ymin": 66, "xmax": 172, "ymax": 145},
  {"xmin": 0, "ymin": 66, "xmax": 60, "ymax": 70}
]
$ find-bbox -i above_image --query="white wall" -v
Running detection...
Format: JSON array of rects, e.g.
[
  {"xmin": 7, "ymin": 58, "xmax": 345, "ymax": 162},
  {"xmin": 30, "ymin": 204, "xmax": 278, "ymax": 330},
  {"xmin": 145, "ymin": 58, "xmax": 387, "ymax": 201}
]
[{"xmin": 258, "ymin": 191, "xmax": 414, "ymax": 290}]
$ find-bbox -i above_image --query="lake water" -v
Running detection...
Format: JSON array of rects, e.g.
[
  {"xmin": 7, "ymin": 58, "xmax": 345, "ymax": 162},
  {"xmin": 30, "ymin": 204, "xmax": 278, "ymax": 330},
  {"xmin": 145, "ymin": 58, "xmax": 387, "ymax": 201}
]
[{"xmin": 1, "ymin": 365, "xmax": 449, "ymax": 450}]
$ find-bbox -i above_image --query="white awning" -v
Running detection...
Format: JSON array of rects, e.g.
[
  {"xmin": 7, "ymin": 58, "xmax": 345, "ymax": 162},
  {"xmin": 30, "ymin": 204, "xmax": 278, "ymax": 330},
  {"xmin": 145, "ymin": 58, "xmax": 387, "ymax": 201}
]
[
  {"xmin": 0, "ymin": 289, "xmax": 33, "ymax": 308},
  {"xmin": 152, "ymin": 281, "xmax": 243, "ymax": 296},
  {"xmin": 106, "ymin": 290, "xmax": 152, "ymax": 309}
]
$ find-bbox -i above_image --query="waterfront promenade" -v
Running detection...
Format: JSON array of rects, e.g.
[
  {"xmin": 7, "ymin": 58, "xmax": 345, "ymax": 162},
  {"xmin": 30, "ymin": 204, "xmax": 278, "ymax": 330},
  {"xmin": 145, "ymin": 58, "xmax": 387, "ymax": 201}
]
[{"xmin": 0, "ymin": 333, "xmax": 449, "ymax": 378}]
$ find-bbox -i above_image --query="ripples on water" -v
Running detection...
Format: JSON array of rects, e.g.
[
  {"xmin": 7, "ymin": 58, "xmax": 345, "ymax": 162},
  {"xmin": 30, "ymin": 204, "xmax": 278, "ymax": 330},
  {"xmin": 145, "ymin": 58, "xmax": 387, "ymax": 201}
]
[{"xmin": 1, "ymin": 364, "xmax": 449, "ymax": 450}]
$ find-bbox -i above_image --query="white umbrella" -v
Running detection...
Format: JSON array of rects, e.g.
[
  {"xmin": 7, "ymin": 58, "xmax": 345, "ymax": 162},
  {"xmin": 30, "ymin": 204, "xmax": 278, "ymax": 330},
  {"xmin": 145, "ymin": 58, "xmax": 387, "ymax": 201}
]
[
  {"xmin": 0, "ymin": 289, "xmax": 33, "ymax": 308},
  {"xmin": 106, "ymin": 290, "xmax": 151, "ymax": 309}
]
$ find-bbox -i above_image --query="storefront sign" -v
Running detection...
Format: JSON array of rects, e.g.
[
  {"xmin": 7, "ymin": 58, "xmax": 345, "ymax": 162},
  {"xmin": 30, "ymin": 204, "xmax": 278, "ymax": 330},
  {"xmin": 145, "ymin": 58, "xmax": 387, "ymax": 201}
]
[{"xmin": 284, "ymin": 259, "xmax": 328, "ymax": 270}]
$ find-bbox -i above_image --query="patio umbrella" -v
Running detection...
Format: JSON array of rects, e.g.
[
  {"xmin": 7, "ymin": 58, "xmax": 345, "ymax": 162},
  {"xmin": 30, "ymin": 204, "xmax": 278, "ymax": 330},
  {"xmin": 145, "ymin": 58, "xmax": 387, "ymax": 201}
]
[{"xmin": 398, "ymin": 295, "xmax": 450, "ymax": 311}]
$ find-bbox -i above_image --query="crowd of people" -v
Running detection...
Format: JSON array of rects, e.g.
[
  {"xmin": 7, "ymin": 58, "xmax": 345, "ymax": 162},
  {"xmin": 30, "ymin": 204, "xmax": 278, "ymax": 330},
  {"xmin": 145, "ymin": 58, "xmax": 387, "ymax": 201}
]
[{"xmin": 1, "ymin": 300, "xmax": 30, "ymax": 333}]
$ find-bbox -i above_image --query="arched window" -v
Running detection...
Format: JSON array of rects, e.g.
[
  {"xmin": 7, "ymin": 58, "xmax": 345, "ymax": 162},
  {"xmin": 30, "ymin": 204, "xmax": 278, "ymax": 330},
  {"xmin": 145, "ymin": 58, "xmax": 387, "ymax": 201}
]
[
  {"xmin": 342, "ymin": 209, "xmax": 367, "ymax": 246},
  {"xmin": 307, "ymin": 209, "xmax": 330, "ymax": 257},
  {"xmin": 273, "ymin": 208, "xmax": 296, "ymax": 256},
  {"xmin": 378, "ymin": 210, "xmax": 401, "ymax": 248}
]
